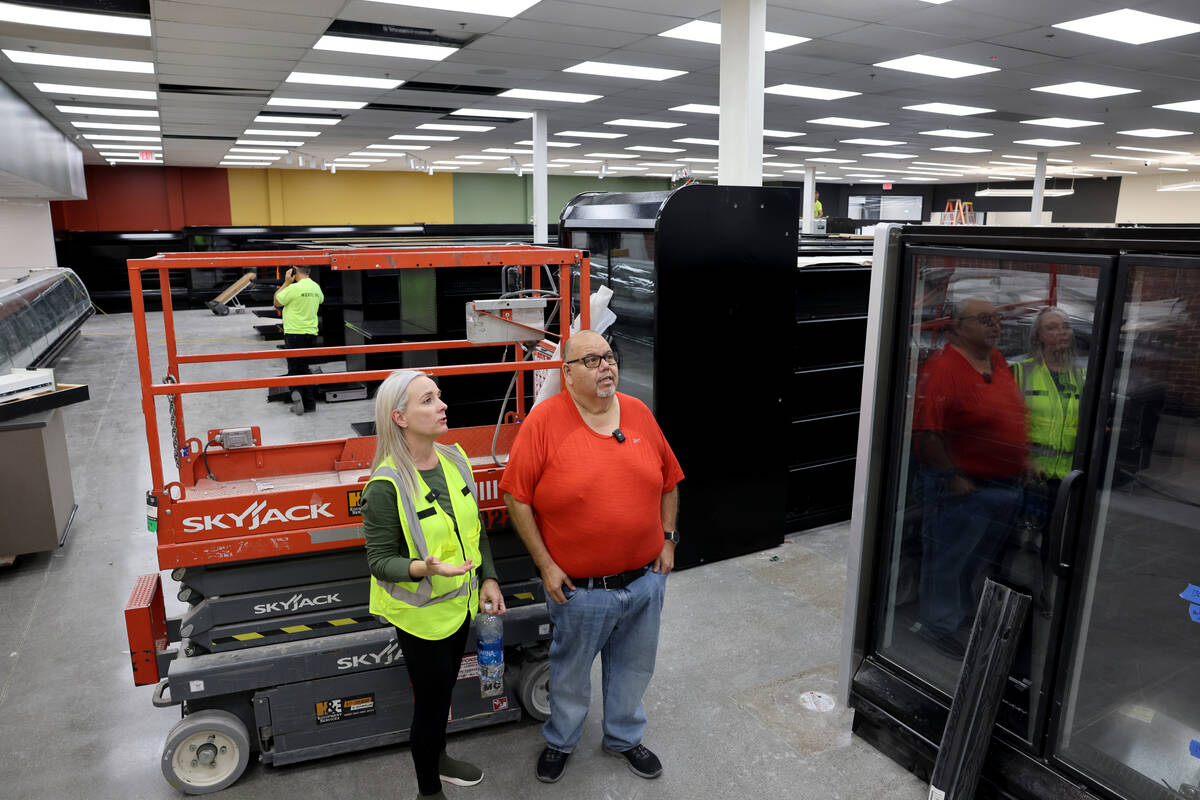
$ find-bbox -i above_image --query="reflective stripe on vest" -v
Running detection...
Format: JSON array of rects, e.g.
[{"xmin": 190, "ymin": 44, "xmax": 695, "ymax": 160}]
[
  {"xmin": 368, "ymin": 447, "xmax": 481, "ymax": 617},
  {"xmin": 1014, "ymin": 359, "xmax": 1082, "ymax": 479}
]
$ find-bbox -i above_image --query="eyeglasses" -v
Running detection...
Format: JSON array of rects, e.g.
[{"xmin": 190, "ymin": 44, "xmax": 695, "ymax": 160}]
[
  {"xmin": 564, "ymin": 351, "xmax": 618, "ymax": 369},
  {"xmin": 966, "ymin": 312, "xmax": 1003, "ymax": 325}
]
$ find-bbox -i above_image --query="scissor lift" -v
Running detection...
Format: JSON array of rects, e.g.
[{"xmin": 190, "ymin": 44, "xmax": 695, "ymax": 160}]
[{"xmin": 123, "ymin": 244, "xmax": 591, "ymax": 794}]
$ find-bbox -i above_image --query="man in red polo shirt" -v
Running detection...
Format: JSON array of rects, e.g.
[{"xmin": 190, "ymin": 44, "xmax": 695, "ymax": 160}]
[
  {"xmin": 501, "ymin": 330, "xmax": 683, "ymax": 785},
  {"xmin": 912, "ymin": 297, "xmax": 1029, "ymax": 657}
]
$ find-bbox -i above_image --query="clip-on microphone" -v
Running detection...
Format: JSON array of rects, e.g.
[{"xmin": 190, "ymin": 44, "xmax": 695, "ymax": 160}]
[{"xmin": 612, "ymin": 429, "xmax": 626, "ymax": 443}]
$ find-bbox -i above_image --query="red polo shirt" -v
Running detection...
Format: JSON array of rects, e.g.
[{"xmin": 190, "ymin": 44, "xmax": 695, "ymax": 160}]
[
  {"xmin": 500, "ymin": 391, "xmax": 683, "ymax": 577},
  {"xmin": 914, "ymin": 346, "xmax": 1029, "ymax": 479}
]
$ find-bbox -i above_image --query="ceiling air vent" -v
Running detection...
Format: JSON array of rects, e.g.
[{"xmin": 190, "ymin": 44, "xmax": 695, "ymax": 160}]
[
  {"xmin": 325, "ymin": 19, "xmax": 475, "ymax": 48},
  {"xmin": 162, "ymin": 134, "xmax": 237, "ymax": 141},
  {"xmin": 398, "ymin": 81, "xmax": 504, "ymax": 96},
  {"xmin": 159, "ymin": 84, "xmax": 270, "ymax": 98}
]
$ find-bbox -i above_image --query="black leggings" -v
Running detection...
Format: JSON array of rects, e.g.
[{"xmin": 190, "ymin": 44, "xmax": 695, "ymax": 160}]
[{"xmin": 395, "ymin": 614, "xmax": 471, "ymax": 796}]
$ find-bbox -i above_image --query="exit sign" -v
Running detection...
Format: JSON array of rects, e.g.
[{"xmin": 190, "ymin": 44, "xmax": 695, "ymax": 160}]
[
  {"xmin": 139, "ymin": 151, "xmax": 155, "ymax": 161},
  {"xmin": 883, "ymin": 183, "xmax": 892, "ymax": 190}
]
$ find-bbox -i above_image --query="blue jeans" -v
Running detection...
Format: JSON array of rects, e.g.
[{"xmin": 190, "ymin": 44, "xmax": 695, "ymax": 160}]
[
  {"xmin": 917, "ymin": 470, "xmax": 1021, "ymax": 637},
  {"xmin": 543, "ymin": 568, "xmax": 667, "ymax": 752}
]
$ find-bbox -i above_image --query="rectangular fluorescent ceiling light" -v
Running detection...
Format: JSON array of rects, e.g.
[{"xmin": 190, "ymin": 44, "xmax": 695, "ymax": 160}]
[
  {"xmin": 874, "ymin": 54, "xmax": 999, "ymax": 78},
  {"xmin": 3, "ymin": 50, "xmax": 153, "ymax": 73},
  {"xmin": 585, "ymin": 152, "xmax": 639, "ymax": 159},
  {"xmin": 674, "ymin": 137, "xmax": 718, "ymax": 145},
  {"xmin": 438, "ymin": 160, "xmax": 480, "ymax": 165},
  {"xmin": 765, "ymin": 84, "xmax": 859, "ymax": 100},
  {"xmin": 679, "ymin": 157, "xmax": 718, "ymax": 163},
  {"xmin": 1158, "ymin": 181, "xmax": 1200, "ymax": 191},
  {"xmin": 606, "ymin": 118, "xmax": 684, "ymax": 128},
  {"xmin": 1052, "ymin": 9, "xmax": 1200, "ymax": 45},
  {"xmin": 246, "ymin": 129, "xmax": 319, "ymax": 136},
  {"xmin": 842, "ymin": 138, "xmax": 906, "ymax": 146},
  {"xmin": 99, "ymin": 152, "xmax": 159, "ymax": 159},
  {"xmin": 904, "ymin": 102, "xmax": 994, "ymax": 115},
  {"xmin": 36, "ymin": 83, "xmax": 155, "ymax": 100},
  {"xmin": 459, "ymin": 155, "xmax": 509, "ymax": 160},
  {"xmin": 920, "ymin": 129, "xmax": 991, "ymax": 138},
  {"xmin": 778, "ymin": 145, "xmax": 835, "ymax": 152},
  {"xmin": 658, "ymin": 20, "xmax": 810, "ymax": 52},
  {"xmin": 452, "ymin": 108, "xmax": 534, "ymax": 119},
  {"xmin": 1088, "ymin": 167, "xmax": 1137, "ymax": 174},
  {"xmin": 999, "ymin": 154, "xmax": 1072, "ymax": 162},
  {"xmin": 1021, "ymin": 117, "xmax": 1101, "ymax": 128},
  {"xmin": 499, "ymin": 88, "xmax": 601, "ymax": 103},
  {"xmin": 1032, "ymin": 81, "xmax": 1138, "ymax": 99},
  {"xmin": 390, "ymin": 134, "xmax": 459, "ymax": 141},
  {"xmin": 564, "ymin": 62, "xmax": 685, "ymax": 81},
  {"xmin": 58, "ymin": 105, "xmax": 157, "ymax": 117},
  {"xmin": 807, "ymin": 157, "xmax": 856, "ymax": 163},
  {"xmin": 638, "ymin": 162, "xmax": 685, "ymax": 167},
  {"xmin": 513, "ymin": 139, "xmax": 579, "ymax": 148},
  {"xmin": 1152, "ymin": 100, "xmax": 1200, "ymax": 114},
  {"xmin": 556, "ymin": 130, "xmax": 624, "ymax": 139},
  {"xmin": 73, "ymin": 121, "xmax": 159, "ymax": 131},
  {"xmin": 314, "ymin": 34, "xmax": 457, "ymax": 61},
  {"xmin": 367, "ymin": 144, "xmax": 430, "ymax": 150},
  {"xmin": 287, "ymin": 71, "xmax": 402, "ymax": 90},
  {"xmin": 419, "ymin": 123, "xmax": 494, "ymax": 132},
  {"xmin": 350, "ymin": 151, "xmax": 403, "ymax": 157},
  {"xmin": 845, "ymin": 173, "xmax": 887, "ymax": 178},
  {"xmin": 1119, "ymin": 128, "xmax": 1193, "ymax": 137},
  {"xmin": 913, "ymin": 161, "xmax": 969, "ymax": 167},
  {"xmin": 931, "ymin": 146, "xmax": 991, "ymax": 153},
  {"xmin": 553, "ymin": 158, "xmax": 600, "ymax": 163},
  {"xmin": 0, "ymin": 2, "xmax": 150, "ymax": 35},
  {"xmin": 1013, "ymin": 138, "xmax": 1079, "ymax": 147},
  {"xmin": 268, "ymin": 97, "xmax": 366, "ymax": 110},
  {"xmin": 862, "ymin": 152, "xmax": 918, "ymax": 159},
  {"xmin": 99, "ymin": 143, "xmax": 160, "ymax": 150},
  {"xmin": 484, "ymin": 148, "xmax": 532, "ymax": 154},
  {"xmin": 255, "ymin": 115, "xmax": 340, "ymax": 125},
  {"xmin": 671, "ymin": 104, "xmax": 719, "ymax": 114},
  {"xmin": 768, "ymin": 162, "xmax": 803, "ymax": 167},
  {"xmin": 229, "ymin": 147, "xmax": 287, "ymax": 154},
  {"xmin": 221, "ymin": 161, "xmax": 271, "ymax": 166},
  {"xmin": 763, "ymin": 130, "xmax": 804, "ymax": 138},
  {"xmin": 361, "ymin": 1, "xmax": 542, "ymax": 17},
  {"xmin": 333, "ymin": 158, "xmax": 384, "ymax": 164},
  {"xmin": 1090, "ymin": 153, "xmax": 1155, "ymax": 162},
  {"xmin": 238, "ymin": 139, "xmax": 303, "ymax": 146},
  {"xmin": 626, "ymin": 146, "xmax": 684, "ymax": 153},
  {"xmin": 808, "ymin": 117, "xmax": 886, "ymax": 128},
  {"xmin": 1159, "ymin": 167, "xmax": 1188, "ymax": 172},
  {"xmin": 1116, "ymin": 145, "xmax": 1190, "ymax": 155},
  {"xmin": 224, "ymin": 154, "xmax": 277, "ymax": 159},
  {"xmin": 330, "ymin": 163, "xmax": 370, "ymax": 168},
  {"xmin": 82, "ymin": 133, "xmax": 159, "ymax": 141},
  {"xmin": 976, "ymin": 188, "xmax": 1074, "ymax": 197}
]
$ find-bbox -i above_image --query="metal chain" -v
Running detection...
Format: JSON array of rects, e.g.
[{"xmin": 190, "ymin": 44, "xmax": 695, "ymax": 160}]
[{"xmin": 163, "ymin": 374, "xmax": 180, "ymax": 469}]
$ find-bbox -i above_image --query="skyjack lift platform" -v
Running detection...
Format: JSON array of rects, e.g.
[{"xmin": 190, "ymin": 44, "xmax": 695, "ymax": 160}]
[{"xmin": 122, "ymin": 244, "xmax": 590, "ymax": 794}]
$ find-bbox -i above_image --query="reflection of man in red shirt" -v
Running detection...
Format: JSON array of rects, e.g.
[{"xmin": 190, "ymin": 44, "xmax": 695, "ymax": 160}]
[{"xmin": 911, "ymin": 298, "xmax": 1029, "ymax": 656}]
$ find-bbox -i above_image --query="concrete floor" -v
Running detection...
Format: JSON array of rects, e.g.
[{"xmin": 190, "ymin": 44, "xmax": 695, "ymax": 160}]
[{"xmin": 0, "ymin": 308, "xmax": 928, "ymax": 800}]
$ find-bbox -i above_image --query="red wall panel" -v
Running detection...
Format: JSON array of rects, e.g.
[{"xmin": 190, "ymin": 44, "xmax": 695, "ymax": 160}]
[{"xmin": 51, "ymin": 165, "xmax": 231, "ymax": 231}]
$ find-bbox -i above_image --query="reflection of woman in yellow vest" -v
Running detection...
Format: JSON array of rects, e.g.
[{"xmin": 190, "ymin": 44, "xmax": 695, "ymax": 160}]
[
  {"xmin": 1012, "ymin": 308, "xmax": 1084, "ymax": 480},
  {"xmin": 362, "ymin": 369, "xmax": 506, "ymax": 800}
]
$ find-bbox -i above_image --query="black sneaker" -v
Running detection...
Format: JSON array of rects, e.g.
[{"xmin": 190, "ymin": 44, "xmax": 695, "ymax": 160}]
[
  {"xmin": 603, "ymin": 743, "xmax": 662, "ymax": 779},
  {"xmin": 536, "ymin": 747, "xmax": 570, "ymax": 783}
]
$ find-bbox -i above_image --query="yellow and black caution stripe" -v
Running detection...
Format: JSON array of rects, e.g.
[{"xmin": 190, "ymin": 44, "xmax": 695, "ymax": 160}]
[{"xmin": 210, "ymin": 615, "xmax": 377, "ymax": 647}]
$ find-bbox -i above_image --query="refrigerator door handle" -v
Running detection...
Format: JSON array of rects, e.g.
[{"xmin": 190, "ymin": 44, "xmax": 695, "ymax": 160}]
[{"xmin": 1050, "ymin": 469, "xmax": 1085, "ymax": 575}]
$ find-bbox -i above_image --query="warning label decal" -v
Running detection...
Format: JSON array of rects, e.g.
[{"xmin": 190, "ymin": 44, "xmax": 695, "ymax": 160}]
[{"xmin": 316, "ymin": 693, "xmax": 376, "ymax": 725}]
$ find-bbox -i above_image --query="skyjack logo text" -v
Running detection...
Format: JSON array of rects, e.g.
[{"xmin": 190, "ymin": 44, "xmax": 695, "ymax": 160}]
[
  {"xmin": 253, "ymin": 593, "xmax": 341, "ymax": 616},
  {"xmin": 181, "ymin": 501, "xmax": 334, "ymax": 533},
  {"xmin": 337, "ymin": 640, "xmax": 402, "ymax": 670}
]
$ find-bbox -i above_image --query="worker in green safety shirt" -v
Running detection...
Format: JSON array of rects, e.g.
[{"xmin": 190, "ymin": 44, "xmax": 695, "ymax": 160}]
[
  {"xmin": 813, "ymin": 190, "xmax": 823, "ymax": 218},
  {"xmin": 1012, "ymin": 307, "xmax": 1084, "ymax": 482},
  {"xmin": 273, "ymin": 265, "xmax": 324, "ymax": 415}
]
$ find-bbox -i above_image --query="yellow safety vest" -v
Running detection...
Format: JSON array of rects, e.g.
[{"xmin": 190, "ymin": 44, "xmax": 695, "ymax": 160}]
[
  {"xmin": 367, "ymin": 446, "xmax": 481, "ymax": 639},
  {"xmin": 1013, "ymin": 359, "xmax": 1082, "ymax": 479}
]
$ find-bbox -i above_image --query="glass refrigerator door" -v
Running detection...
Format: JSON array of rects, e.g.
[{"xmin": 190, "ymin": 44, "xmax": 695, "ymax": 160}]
[
  {"xmin": 1052, "ymin": 255, "xmax": 1200, "ymax": 800},
  {"xmin": 872, "ymin": 246, "xmax": 1114, "ymax": 747}
]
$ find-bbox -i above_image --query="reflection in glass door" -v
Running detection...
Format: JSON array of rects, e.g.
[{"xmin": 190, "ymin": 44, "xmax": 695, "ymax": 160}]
[
  {"xmin": 873, "ymin": 248, "xmax": 1111, "ymax": 745},
  {"xmin": 1055, "ymin": 257, "xmax": 1200, "ymax": 800}
]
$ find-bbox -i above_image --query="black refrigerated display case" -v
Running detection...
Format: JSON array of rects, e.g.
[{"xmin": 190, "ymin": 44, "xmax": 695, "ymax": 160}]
[
  {"xmin": 842, "ymin": 224, "xmax": 1200, "ymax": 800},
  {"xmin": 559, "ymin": 185, "xmax": 799, "ymax": 570}
]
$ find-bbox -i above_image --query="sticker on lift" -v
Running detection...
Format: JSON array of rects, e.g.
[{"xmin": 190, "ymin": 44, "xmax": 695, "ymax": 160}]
[
  {"xmin": 458, "ymin": 654, "xmax": 481, "ymax": 680},
  {"xmin": 347, "ymin": 490, "xmax": 363, "ymax": 517},
  {"xmin": 316, "ymin": 694, "xmax": 376, "ymax": 725},
  {"xmin": 492, "ymin": 697, "xmax": 509, "ymax": 712},
  {"xmin": 928, "ymin": 788, "xmax": 946, "ymax": 800}
]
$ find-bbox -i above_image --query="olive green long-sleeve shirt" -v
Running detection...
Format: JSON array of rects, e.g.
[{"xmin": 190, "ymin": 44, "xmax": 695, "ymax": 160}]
[{"xmin": 361, "ymin": 466, "xmax": 497, "ymax": 584}]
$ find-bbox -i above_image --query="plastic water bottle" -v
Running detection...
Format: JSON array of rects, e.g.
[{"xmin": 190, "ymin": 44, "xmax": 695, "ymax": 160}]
[{"xmin": 477, "ymin": 602, "xmax": 504, "ymax": 698}]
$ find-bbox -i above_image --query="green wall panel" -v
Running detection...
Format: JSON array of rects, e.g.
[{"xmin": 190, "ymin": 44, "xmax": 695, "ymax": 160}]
[{"xmin": 452, "ymin": 173, "xmax": 671, "ymax": 225}]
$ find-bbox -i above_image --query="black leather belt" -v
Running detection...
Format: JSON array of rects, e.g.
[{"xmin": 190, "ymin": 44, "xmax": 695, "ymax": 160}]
[{"xmin": 571, "ymin": 564, "xmax": 651, "ymax": 591}]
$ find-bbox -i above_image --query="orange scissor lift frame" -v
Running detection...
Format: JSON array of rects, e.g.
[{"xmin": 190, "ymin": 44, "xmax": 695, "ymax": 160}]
[{"xmin": 122, "ymin": 245, "xmax": 588, "ymax": 794}]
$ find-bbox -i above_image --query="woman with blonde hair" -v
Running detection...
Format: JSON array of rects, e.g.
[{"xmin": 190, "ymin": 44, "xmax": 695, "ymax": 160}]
[
  {"xmin": 1012, "ymin": 307, "xmax": 1084, "ymax": 481},
  {"xmin": 362, "ymin": 369, "xmax": 505, "ymax": 800}
]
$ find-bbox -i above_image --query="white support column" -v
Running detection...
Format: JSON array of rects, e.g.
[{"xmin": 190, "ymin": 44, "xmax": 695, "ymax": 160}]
[
  {"xmin": 801, "ymin": 166, "xmax": 816, "ymax": 234},
  {"xmin": 532, "ymin": 111, "xmax": 549, "ymax": 244},
  {"xmin": 718, "ymin": 0, "xmax": 766, "ymax": 187},
  {"xmin": 1030, "ymin": 151, "xmax": 1047, "ymax": 225}
]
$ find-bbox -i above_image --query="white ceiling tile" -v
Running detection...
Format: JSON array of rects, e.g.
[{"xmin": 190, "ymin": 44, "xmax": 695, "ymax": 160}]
[{"xmin": 153, "ymin": 1, "xmax": 331, "ymax": 34}]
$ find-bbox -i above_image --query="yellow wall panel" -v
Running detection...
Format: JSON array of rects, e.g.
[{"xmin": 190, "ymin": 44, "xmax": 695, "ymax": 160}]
[
  {"xmin": 225, "ymin": 169, "xmax": 454, "ymax": 226},
  {"xmin": 226, "ymin": 168, "xmax": 270, "ymax": 226}
]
